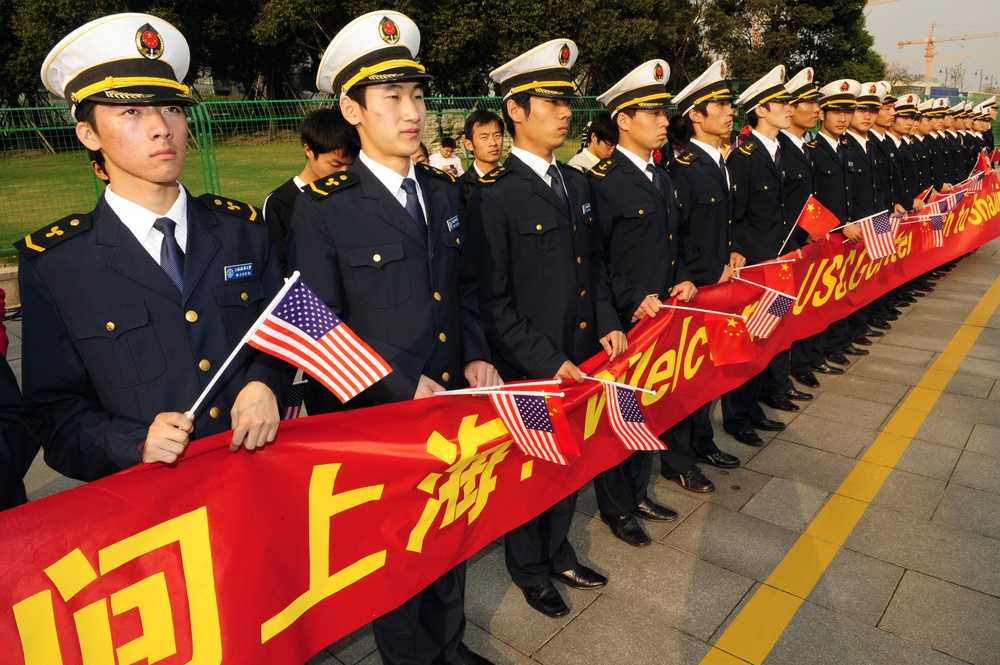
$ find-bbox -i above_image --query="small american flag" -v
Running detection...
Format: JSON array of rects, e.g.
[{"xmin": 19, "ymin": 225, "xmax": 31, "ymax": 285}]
[
  {"xmin": 604, "ymin": 384, "xmax": 666, "ymax": 451},
  {"xmin": 968, "ymin": 172, "xmax": 986, "ymax": 192},
  {"xmin": 925, "ymin": 190, "xmax": 965, "ymax": 216},
  {"xmin": 745, "ymin": 290, "xmax": 793, "ymax": 339},
  {"xmin": 858, "ymin": 211, "xmax": 897, "ymax": 260},
  {"xmin": 929, "ymin": 215, "xmax": 944, "ymax": 248},
  {"xmin": 283, "ymin": 380, "xmax": 307, "ymax": 419},
  {"xmin": 490, "ymin": 392, "xmax": 574, "ymax": 464},
  {"xmin": 247, "ymin": 278, "xmax": 391, "ymax": 403}
]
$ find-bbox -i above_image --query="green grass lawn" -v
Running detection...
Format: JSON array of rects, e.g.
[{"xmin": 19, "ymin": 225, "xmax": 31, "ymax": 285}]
[{"xmin": 0, "ymin": 135, "xmax": 588, "ymax": 261}]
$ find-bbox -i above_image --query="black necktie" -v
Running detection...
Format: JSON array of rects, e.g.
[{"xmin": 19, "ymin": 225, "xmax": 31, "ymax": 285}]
[
  {"xmin": 773, "ymin": 146, "xmax": 782, "ymax": 173},
  {"xmin": 152, "ymin": 217, "xmax": 184, "ymax": 292},
  {"xmin": 646, "ymin": 163, "xmax": 664, "ymax": 195},
  {"xmin": 547, "ymin": 164, "xmax": 570, "ymax": 212},
  {"xmin": 717, "ymin": 153, "xmax": 729, "ymax": 187},
  {"xmin": 400, "ymin": 178, "xmax": 426, "ymax": 235},
  {"xmin": 834, "ymin": 143, "xmax": 843, "ymax": 164}
]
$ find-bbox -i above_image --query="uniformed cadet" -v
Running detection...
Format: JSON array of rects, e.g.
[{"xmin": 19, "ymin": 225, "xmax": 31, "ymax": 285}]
[
  {"xmin": 912, "ymin": 100, "xmax": 936, "ymax": 191},
  {"xmin": 809, "ymin": 79, "xmax": 870, "ymax": 367},
  {"xmin": 927, "ymin": 98, "xmax": 958, "ymax": 188},
  {"xmin": 465, "ymin": 39, "xmax": 625, "ymax": 619},
  {"xmin": 286, "ymin": 12, "xmax": 498, "ymax": 665},
  {"xmin": 983, "ymin": 96, "xmax": 997, "ymax": 153},
  {"xmin": 458, "ymin": 109, "xmax": 504, "ymax": 210},
  {"xmin": 587, "ymin": 60, "xmax": 721, "ymax": 547},
  {"xmin": 941, "ymin": 101, "xmax": 965, "ymax": 185},
  {"xmin": 953, "ymin": 103, "xmax": 974, "ymax": 173},
  {"xmin": 888, "ymin": 93, "xmax": 924, "ymax": 211},
  {"xmin": 780, "ymin": 68, "xmax": 840, "ymax": 389},
  {"xmin": 20, "ymin": 14, "xmax": 293, "ymax": 482},
  {"xmin": 727, "ymin": 66, "xmax": 811, "ymax": 418}
]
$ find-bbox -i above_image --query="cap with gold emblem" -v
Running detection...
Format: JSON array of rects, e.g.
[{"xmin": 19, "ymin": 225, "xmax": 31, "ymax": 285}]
[
  {"xmin": 894, "ymin": 93, "xmax": 920, "ymax": 117},
  {"xmin": 673, "ymin": 61, "xmax": 733, "ymax": 116},
  {"xmin": 856, "ymin": 82, "xmax": 884, "ymax": 109},
  {"xmin": 983, "ymin": 95, "xmax": 997, "ymax": 110},
  {"xmin": 817, "ymin": 79, "xmax": 860, "ymax": 110},
  {"xmin": 928, "ymin": 98, "xmax": 949, "ymax": 116},
  {"xmin": 736, "ymin": 65, "xmax": 792, "ymax": 112},
  {"xmin": 950, "ymin": 101, "xmax": 965, "ymax": 116},
  {"xmin": 490, "ymin": 40, "xmax": 580, "ymax": 100},
  {"xmin": 917, "ymin": 99, "xmax": 934, "ymax": 116},
  {"xmin": 597, "ymin": 59, "xmax": 671, "ymax": 115},
  {"xmin": 316, "ymin": 11, "xmax": 432, "ymax": 97},
  {"xmin": 41, "ymin": 13, "xmax": 194, "ymax": 118},
  {"xmin": 785, "ymin": 67, "xmax": 820, "ymax": 103}
]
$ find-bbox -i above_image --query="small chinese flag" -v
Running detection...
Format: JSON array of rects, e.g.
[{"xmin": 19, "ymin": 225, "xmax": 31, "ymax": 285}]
[
  {"xmin": 794, "ymin": 195, "xmax": 840, "ymax": 241},
  {"xmin": 704, "ymin": 314, "xmax": 757, "ymax": 366},
  {"xmin": 972, "ymin": 149, "xmax": 991, "ymax": 175},
  {"xmin": 764, "ymin": 262, "xmax": 797, "ymax": 296},
  {"xmin": 989, "ymin": 147, "xmax": 1000, "ymax": 164}
]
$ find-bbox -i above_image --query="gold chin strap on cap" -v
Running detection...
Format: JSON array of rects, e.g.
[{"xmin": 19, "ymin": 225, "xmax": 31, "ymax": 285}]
[
  {"xmin": 71, "ymin": 76, "xmax": 190, "ymax": 102},
  {"xmin": 692, "ymin": 88, "xmax": 732, "ymax": 107},
  {"xmin": 617, "ymin": 92, "xmax": 672, "ymax": 113},
  {"xmin": 340, "ymin": 59, "xmax": 425, "ymax": 95},
  {"xmin": 506, "ymin": 80, "xmax": 576, "ymax": 97}
]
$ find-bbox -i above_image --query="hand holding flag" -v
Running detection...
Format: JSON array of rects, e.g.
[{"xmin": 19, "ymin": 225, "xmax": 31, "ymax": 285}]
[{"xmin": 793, "ymin": 195, "xmax": 841, "ymax": 242}]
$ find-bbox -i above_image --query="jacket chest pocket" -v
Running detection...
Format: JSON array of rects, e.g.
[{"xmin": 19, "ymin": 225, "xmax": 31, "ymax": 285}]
[
  {"xmin": 620, "ymin": 204, "xmax": 655, "ymax": 224},
  {"xmin": 70, "ymin": 302, "xmax": 165, "ymax": 389},
  {"xmin": 515, "ymin": 216, "xmax": 561, "ymax": 266},
  {"xmin": 214, "ymin": 280, "xmax": 265, "ymax": 346},
  {"xmin": 697, "ymin": 193, "xmax": 724, "ymax": 207},
  {"xmin": 345, "ymin": 242, "xmax": 411, "ymax": 308}
]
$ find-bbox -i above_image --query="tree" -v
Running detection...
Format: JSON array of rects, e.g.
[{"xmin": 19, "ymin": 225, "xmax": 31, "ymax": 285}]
[{"xmin": 884, "ymin": 64, "xmax": 918, "ymax": 88}]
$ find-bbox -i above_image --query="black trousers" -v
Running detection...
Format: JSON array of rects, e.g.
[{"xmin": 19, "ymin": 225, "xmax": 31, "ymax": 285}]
[
  {"xmin": 760, "ymin": 350, "xmax": 793, "ymax": 400},
  {"xmin": 790, "ymin": 331, "xmax": 825, "ymax": 373},
  {"xmin": 372, "ymin": 564, "xmax": 471, "ymax": 665},
  {"xmin": 722, "ymin": 373, "xmax": 766, "ymax": 432},
  {"xmin": 657, "ymin": 402, "xmax": 719, "ymax": 476},
  {"xmin": 505, "ymin": 494, "xmax": 578, "ymax": 587},
  {"xmin": 594, "ymin": 450, "xmax": 653, "ymax": 516},
  {"xmin": 823, "ymin": 317, "xmax": 851, "ymax": 354}
]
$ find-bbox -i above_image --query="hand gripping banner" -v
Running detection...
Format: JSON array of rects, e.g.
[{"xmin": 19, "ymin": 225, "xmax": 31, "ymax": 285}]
[{"xmin": 2, "ymin": 172, "xmax": 999, "ymax": 664}]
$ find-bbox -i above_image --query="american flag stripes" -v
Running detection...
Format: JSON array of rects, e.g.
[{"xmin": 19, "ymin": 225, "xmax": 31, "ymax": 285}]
[
  {"xmin": 247, "ymin": 279, "xmax": 391, "ymax": 403},
  {"xmin": 929, "ymin": 215, "xmax": 945, "ymax": 248},
  {"xmin": 745, "ymin": 290, "xmax": 794, "ymax": 340},
  {"xmin": 925, "ymin": 190, "xmax": 965, "ymax": 216},
  {"xmin": 603, "ymin": 383, "xmax": 667, "ymax": 451},
  {"xmin": 283, "ymin": 381, "xmax": 307, "ymax": 419},
  {"xmin": 490, "ymin": 392, "xmax": 572, "ymax": 464},
  {"xmin": 857, "ymin": 211, "xmax": 898, "ymax": 260}
]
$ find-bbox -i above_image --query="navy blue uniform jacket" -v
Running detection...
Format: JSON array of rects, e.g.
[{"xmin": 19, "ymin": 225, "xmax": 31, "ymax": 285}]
[
  {"xmin": 587, "ymin": 151, "xmax": 693, "ymax": 325},
  {"xmin": 672, "ymin": 144, "xmax": 737, "ymax": 286},
  {"xmin": 287, "ymin": 161, "xmax": 489, "ymax": 412},
  {"xmin": 17, "ymin": 191, "xmax": 293, "ymax": 481},
  {"xmin": 727, "ymin": 137, "xmax": 791, "ymax": 264},
  {"xmin": 809, "ymin": 136, "xmax": 856, "ymax": 223},
  {"xmin": 465, "ymin": 154, "xmax": 619, "ymax": 380}
]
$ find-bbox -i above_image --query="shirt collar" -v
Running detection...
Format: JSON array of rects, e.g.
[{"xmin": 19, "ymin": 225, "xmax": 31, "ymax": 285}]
[
  {"xmin": 615, "ymin": 144, "xmax": 654, "ymax": 173},
  {"xmin": 104, "ymin": 182, "xmax": 187, "ymax": 241},
  {"xmin": 750, "ymin": 129, "xmax": 779, "ymax": 160},
  {"xmin": 818, "ymin": 131, "xmax": 841, "ymax": 151},
  {"xmin": 780, "ymin": 129, "xmax": 805, "ymax": 150},
  {"xmin": 886, "ymin": 132, "xmax": 902, "ymax": 148},
  {"xmin": 847, "ymin": 129, "xmax": 868, "ymax": 146},
  {"xmin": 689, "ymin": 138, "xmax": 724, "ymax": 165},
  {"xmin": 359, "ymin": 149, "xmax": 416, "ymax": 195},
  {"xmin": 510, "ymin": 146, "xmax": 557, "ymax": 180}
]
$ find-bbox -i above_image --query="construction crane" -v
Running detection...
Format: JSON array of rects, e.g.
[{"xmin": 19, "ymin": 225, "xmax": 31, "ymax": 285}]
[
  {"xmin": 898, "ymin": 24, "xmax": 1000, "ymax": 78},
  {"xmin": 868, "ymin": 0, "xmax": 900, "ymax": 5},
  {"xmin": 887, "ymin": 55, "xmax": 969, "ymax": 68}
]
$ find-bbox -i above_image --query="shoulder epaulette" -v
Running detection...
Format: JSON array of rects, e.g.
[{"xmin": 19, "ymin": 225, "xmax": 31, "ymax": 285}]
[
  {"xmin": 16, "ymin": 212, "xmax": 92, "ymax": 258},
  {"xmin": 304, "ymin": 171, "xmax": 359, "ymax": 199},
  {"xmin": 200, "ymin": 194, "xmax": 261, "ymax": 222},
  {"xmin": 806, "ymin": 140, "xmax": 819, "ymax": 149},
  {"xmin": 478, "ymin": 165, "xmax": 514, "ymax": 185},
  {"xmin": 418, "ymin": 162, "xmax": 456, "ymax": 183},
  {"xmin": 840, "ymin": 137, "xmax": 850, "ymax": 147},
  {"xmin": 588, "ymin": 157, "xmax": 618, "ymax": 178},
  {"xmin": 737, "ymin": 140, "xmax": 757, "ymax": 157},
  {"xmin": 675, "ymin": 150, "xmax": 697, "ymax": 166}
]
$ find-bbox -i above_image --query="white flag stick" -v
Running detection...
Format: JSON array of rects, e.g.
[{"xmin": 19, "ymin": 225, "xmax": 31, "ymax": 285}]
[
  {"xmin": 581, "ymin": 374, "xmax": 658, "ymax": 396},
  {"xmin": 657, "ymin": 304, "xmax": 747, "ymax": 319},
  {"xmin": 736, "ymin": 258, "xmax": 798, "ymax": 272},
  {"xmin": 431, "ymin": 379, "xmax": 561, "ymax": 395},
  {"xmin": 429, "ymin": 389, "xmax": 565, "ymax": 398},
  {"xmin": 776, "ymin": 223, "xmax": 799, "ymax": 257},
  {"xmin": 187, "ymin": 271, "xmax": 302, "ymax": 418},
  {"xmin": 731, "ymin": 275, "xmax": 799, "ymax": 301}
]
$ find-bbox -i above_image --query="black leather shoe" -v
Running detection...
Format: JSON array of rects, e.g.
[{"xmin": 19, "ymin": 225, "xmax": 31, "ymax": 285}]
[
  {"xmin": 898, "ymin": 294, "xmax": 917, "ymax": 304},
  {"xmin": 792, "ymin": 371, "xmax": 820, "ymax": 388},
  {"xmin": 670, "ymin": 466, "xmax": 715, "ymax": 493},
  {"xmin": 553, "ymin": 565, "xmax": 607, "ymax": 589},
  {"xmin": 520, "ymin": 583, "xmax": 569, "ymax": 617},
  {"xmin": 886, "ymin": 307, "xmax": 902, "ymax": 316},
  {"xmin": 698, "ymin": 451, "xmax": 741, "ymax": 468},
  {"xmin": 813, "ymin": 363, "xmax": 845, "ymax": 375},
  {"xmin": 729, "ymin": 428, "xmax": 764, "ymax": 446},
  {"xmin": 786, "ymin": 389, "xmax": 813, "ymax": 401},
  {"xmin": 825, "ymin": 352, "xmax": 851, "ymax": 366},
  {"xmin": 852, "ymin": 335, "xmax": 873, "ymax": 346},
  {"xmin": 869, "ymin": 319, "xmax": 891, "ymax": 330},
  {"xmin": 633, "ymin": 498, "xmax": 678, "ymax": 522},
  {"xmin": 752, "ymin": 417, "xmax": 786, "ymax": 431},
  {"xmin": 601, "ymin": 513, "xmax": 651, "ymax": 547},
  {"xmin": 909, "ymin": 289, "xmax": 929, "ymax": 297},
  {"xmin": 843, "ymin": 344, "xmax": 869, "ymax": 356},
  {"xmin": 863, "ymin": 327, "xmax": 885, "ymax": 337},
  {"xmin": 883, "ymin": 312, "xmax": 899, "ymax": 321},
  {"xmin": 761, "ymin": 394, "xmax": 799, "ymax": 411}
]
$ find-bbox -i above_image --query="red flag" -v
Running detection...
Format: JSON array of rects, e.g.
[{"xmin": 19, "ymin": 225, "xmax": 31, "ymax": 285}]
[
  {"xmin": 704, "ymin": 313, "xmax": 757, "ymax": 365},
  {"xmin": 764, "ymin": 262, "xmax": 797, "ymax": 295},
  {"xmin": 603, "ymin": 383, "xmax": 667, "ymax": 451},
  {"xmin": 489, "ymin": 392, "xmax": 577, "ymax": 464},
  {"xmin": 795, "ymin": 195, "xmax": 841, "ymax": 241},
  {"xmin": 745, "ymin": 290, "xmax": 794, "ymax": 339},
  {"xmin": 247, "ymin": 278, "xmax": 392, "ymax": 403},
  {"xmin": 989, "ymin": 147, "xmax": 1000, "ymax": 164},
  {"xmin": 857, "ymin": 211, "xmax": 898, "ymax": 260},
  {"xmin": 972, "ymin": 149, "xmax": 991, "ymax": 175},
  {"xmin": 282, "ymin": 380, "xmax": 307, "ymax": 419}
]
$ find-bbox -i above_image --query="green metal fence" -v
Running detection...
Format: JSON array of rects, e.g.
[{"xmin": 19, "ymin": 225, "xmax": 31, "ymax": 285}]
[{"xmin": 0, "ymin": 96, "xmax": 991, "ymax": 258}]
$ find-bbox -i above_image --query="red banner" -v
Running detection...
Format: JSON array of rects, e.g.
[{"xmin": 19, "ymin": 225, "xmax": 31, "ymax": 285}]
[{"xmin": 3, "ymin": 172, "xmax": 1000, "ymax": 664}]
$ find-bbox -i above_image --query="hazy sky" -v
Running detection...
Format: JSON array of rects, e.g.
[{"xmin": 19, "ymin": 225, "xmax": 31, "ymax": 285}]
[{"xmin": 865, "ymin": 0, "xmax": 1000, "ymax": 89}]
